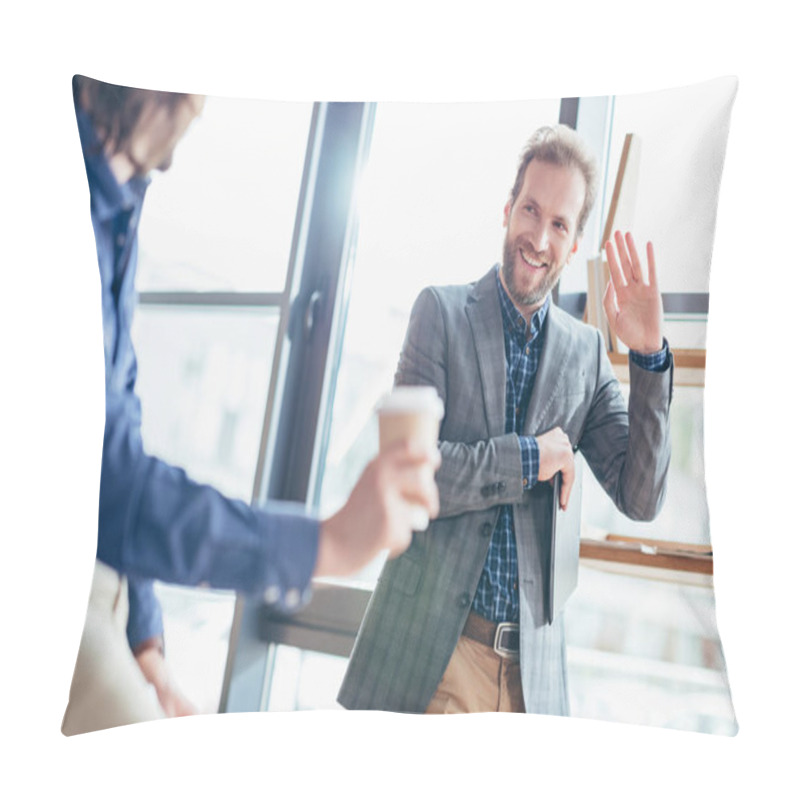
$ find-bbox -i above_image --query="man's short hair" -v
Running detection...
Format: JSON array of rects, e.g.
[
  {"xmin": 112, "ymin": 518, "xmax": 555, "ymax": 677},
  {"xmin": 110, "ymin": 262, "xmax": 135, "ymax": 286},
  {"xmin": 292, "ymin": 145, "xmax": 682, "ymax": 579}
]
[
  {"xmin": 73, "ymin": 75, "xmax": 188, "ymax": 158},
  {"xmin": 508, "ymin": 124, "xmax": 598, "ymax": 238}
]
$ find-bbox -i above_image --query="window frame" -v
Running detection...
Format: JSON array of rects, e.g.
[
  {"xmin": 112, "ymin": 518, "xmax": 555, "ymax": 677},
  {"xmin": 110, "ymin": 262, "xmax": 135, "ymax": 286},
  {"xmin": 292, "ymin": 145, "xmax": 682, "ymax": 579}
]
[
  {"xmin": 218, "ymin": 101, "xmax": 376, "ymax": 713},
  {"xmin": 216, "ymin": 95, "xmax": 714, "ymax": 713}
]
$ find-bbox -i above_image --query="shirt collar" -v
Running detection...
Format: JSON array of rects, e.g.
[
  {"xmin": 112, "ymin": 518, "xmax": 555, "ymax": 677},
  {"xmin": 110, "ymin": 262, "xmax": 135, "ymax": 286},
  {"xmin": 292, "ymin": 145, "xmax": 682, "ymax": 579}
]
[
  {"xmin": 76, "ymin": 106, "xmax": 150, "ymax": 223},
  {"xmin": 494, "ymin": 264, "xmax": 550, "ymax": 342}
]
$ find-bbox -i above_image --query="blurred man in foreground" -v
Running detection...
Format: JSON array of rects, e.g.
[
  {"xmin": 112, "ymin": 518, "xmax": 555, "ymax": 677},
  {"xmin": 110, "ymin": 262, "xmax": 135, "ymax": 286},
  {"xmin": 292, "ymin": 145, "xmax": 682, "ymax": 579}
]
[{"xmin": 62, "ymin": 75, "xmax": 439, "ymax": 734}]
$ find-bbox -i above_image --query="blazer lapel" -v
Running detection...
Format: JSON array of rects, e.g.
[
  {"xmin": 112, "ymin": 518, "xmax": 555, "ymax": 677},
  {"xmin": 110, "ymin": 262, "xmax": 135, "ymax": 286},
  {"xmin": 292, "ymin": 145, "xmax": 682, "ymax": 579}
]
[
  {"xmin": 525, "ymin": 303, "xmax": 575, "ymax": 435},
  {"xmin": 465, "ymin": 268, "xmax": 507, "ymax": 437}
]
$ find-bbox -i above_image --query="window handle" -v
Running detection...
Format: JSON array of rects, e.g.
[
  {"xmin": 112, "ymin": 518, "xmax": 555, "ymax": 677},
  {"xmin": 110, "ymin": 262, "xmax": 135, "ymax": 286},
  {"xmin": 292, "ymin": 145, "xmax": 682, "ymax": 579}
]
[{"xmin": 303, "ymin": 289, "xmax": 323, "ymax": 341}]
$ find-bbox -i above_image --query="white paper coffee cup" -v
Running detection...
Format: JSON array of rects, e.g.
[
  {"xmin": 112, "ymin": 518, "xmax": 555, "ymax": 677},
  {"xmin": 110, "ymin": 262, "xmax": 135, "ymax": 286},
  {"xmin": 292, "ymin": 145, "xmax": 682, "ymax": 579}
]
[{"xmin": 377, "ymin": 386, "xmax": 444, "ymax": 531}]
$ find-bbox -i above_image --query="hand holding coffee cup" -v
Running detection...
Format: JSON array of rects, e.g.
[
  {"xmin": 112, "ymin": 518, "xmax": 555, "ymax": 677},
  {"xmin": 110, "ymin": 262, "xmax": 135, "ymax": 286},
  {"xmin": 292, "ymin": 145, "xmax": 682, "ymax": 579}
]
[
  {"xmin": 315, "ymin": 439, "xmax": 440, "ymax": 577},
  {"xmin": 377, "ymin": 386, "xmax": 444, "ymax": 531}
]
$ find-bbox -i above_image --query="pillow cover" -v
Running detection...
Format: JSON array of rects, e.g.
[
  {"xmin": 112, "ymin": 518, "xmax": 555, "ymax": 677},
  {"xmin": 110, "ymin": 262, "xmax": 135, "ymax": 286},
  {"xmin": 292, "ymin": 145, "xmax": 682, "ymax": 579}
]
[{"xmin": 63, "ymin": 75, "xmax": 737, "ymax": 736}]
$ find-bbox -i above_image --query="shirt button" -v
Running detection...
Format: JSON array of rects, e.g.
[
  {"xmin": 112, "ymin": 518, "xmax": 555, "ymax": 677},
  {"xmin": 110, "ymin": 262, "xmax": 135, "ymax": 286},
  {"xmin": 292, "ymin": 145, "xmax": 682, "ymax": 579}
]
[
  {"xmin": 459, "ymin": 592, "xmax": 471, "ymax": 608},
  {"xmin": 481, "ymin": 522, "xmax": 493, "ymax": 537},
  {"xmin": 285, "ymin": 589, "xmax": 301, "ymax": 609},
  {"xmin": 525, "ymin": 347, "xmax": 530, "ymax": 355},
  {"xmin": 522, "ymin": 478, "xmax": 528, "ymax": 488},
  {"xmin": 263, "ymin": 586, "xmax": 281, "ymax": 605}
]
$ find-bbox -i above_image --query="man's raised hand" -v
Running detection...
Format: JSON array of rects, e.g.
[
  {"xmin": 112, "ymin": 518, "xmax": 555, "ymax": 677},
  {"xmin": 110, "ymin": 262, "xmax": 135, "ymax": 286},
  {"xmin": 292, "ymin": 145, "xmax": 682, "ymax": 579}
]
[{"xmin": 603, "ymin": 231, "xmax": 664, "ymax": 355}]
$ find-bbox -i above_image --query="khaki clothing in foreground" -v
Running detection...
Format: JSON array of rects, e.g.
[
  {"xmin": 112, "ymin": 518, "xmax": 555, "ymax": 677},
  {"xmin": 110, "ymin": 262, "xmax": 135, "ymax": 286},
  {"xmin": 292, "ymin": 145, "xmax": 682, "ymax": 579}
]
[
  {"xmin": 62, "ymin": 561, "xmax": 164, "ymax": 735},
  {"xmin": 425, "ymin": 635, "xmax": 525, "ymax": 714}
]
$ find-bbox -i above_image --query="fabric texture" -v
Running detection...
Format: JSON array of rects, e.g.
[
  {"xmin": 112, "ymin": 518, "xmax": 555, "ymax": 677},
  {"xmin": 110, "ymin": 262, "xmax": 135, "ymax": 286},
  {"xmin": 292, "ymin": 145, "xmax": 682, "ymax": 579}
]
[
  {"xmin": 470, "ymin": 278, "xmax": 548, "ymax": 624},
  {"xmin": 75, "ymin": 107, "xmax": 319, "ymax": 624},
  {"xmin": 64, "ymin": 94, "xmax": 322, "ymax": 734},
  {"xmin": 62, "ymin": 561, "xmax": 166, "ymax": 735},
  {"xmin": 424, "ymin": 635, "xmax": 526, "ymax": 714},
  {"xmin": 337, "ymin": 266, "xmax": 673, "ymax": 715},
  {"xmin": 474, "ymin": 269, "xmax": 668, "ymax": 625}
]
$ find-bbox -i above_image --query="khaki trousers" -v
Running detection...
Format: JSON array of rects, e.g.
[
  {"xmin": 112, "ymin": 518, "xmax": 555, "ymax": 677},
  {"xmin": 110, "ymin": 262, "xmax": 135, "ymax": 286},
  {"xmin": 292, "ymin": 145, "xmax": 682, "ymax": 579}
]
[
  {"xmin": 425, "ymin": 635, "xmax": 526, "ymax": 714},
  {"xmin": 61, "ymin": 561, "xmax": 165, "ymax": 735}
]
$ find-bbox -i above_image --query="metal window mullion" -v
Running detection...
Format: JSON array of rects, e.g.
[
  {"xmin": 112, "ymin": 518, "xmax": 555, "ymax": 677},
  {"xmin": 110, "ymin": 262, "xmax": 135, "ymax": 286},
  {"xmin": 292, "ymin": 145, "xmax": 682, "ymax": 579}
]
[
  {"xmin": 260, "ymin": 102, "xmax": 373, "ymax": 507},
  {"xmin": 218, "ymin": 103, "xmax": 326, "ymax": 715},
  {"xmin": 306, "ymin": 102, "xmax": 376, "ymax": 509},
  {"xmin": 553, "ymin": 97, "xmax": 614, "ymax": 306},
  {"xmin": 249, "ymin": 103, "xmax": 327, "ymax": 509},
  {"xmin": 573, "ymin": 96, "xmax": 615, "ymax": 254},
  {"xmin": 220, "ymin": 102, "xmax": 373, "ymax": 714},
  {"xmin": 138, "ymin": 291, "xmax": 285, "ymax": 307},
  {"xmin": 559, "ymin": 97, "xmax": 580, "ymax": 130}
]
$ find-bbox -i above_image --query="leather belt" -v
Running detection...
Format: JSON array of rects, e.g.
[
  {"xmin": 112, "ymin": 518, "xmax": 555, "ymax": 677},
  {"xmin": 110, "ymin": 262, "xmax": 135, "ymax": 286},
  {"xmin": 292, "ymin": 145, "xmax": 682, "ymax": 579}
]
[{"xmin": 462, "ymin": 611, "xmax": 520, "ymax": 660}]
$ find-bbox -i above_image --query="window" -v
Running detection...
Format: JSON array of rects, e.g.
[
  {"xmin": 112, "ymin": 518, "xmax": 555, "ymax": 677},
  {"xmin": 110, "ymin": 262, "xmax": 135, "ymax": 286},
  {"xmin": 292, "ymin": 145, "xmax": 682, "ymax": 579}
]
[
  {"xmin": 251, "ymin": 91, "xmax": 735, "ymax": 734},
  {"xmin": 131, "ymin": 96, "xmax": 313, "ymax": 714},
  {"xmin": 582, "ymin": 384, "xmax": 710, "ymax": 546},
  {"xmin": 137, "ymin": 96, "xmax": 312, "ymax": 292},
  {"xmin": 579, "ymin": 81, "xmax": 735, "ymax": 547},
  {"xmin": 601, "ymin": 81, "xmax": 733, "ymax": 296},
  {"xmin": 127, "ymin": 90, "xmax": 734, "ymax": 732},
  {"xmin": 565, "ymin": 567, "xmax": 735, "ymax": 734},
  {"xmin": 133, "ymin": 306, "xmax": 279, "ymax": 500},
  {"xmin": 314, "ymin": 98, "xmax": 561, "ymax": 587}
]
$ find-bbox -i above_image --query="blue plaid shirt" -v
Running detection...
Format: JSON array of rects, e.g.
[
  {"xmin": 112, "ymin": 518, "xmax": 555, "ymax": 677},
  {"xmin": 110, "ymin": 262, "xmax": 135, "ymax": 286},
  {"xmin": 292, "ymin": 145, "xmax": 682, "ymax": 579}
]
[{"xmin": 472, "ymin": 266, "xmax": 668, "ymax": 623}]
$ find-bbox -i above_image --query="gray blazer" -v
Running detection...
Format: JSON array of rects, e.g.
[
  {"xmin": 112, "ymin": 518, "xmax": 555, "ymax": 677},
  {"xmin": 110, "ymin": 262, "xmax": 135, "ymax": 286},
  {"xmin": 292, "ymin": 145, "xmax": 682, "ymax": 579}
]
[{"xmin": 338, "ymin": 267, "xmax": 673, "ymax": 715}]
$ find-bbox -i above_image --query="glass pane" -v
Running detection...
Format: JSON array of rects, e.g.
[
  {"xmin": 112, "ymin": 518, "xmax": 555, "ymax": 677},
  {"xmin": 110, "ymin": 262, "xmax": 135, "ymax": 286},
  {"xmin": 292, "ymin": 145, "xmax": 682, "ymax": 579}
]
[
  {"xmin": 131, "ymin": 304, "xmax": 279, "ymax": 713},
  {"xmin": 264, "ymin": 646, "xmax": 348, "ymax": 711},
  {"xmin": 136, "ymin": 96, "xmax": 312, "ymax": 292},
  {"xmin": 602, "ymin": 79, "xmax": 735, "ymax": 298},
  {"xmin": 131, "ymin": 305, "xmax": 279, "ymax": 502},
  {"xmin": 258, "ymin": 568, "xmax": 736, "ymax": 732},
  {"xmin": 154, "ymin": 582, "xmax": 236, "ymax": 715},
  {"xmin": 565, "ymin": 566, "xmax": 736, "ymax": 734},
  {"xmin": 582, "ymin": 384, "xmax": 709, "ymax": 545},
  {"xmin": 316, "ymin": 98, "xmax": 561, "ymax": 587}
]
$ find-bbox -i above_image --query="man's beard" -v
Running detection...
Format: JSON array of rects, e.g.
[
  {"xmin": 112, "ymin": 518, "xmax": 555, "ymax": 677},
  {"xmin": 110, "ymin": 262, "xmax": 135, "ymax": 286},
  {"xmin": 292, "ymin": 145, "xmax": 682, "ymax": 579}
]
[{"xmin": 501, "ymin": 233, "xmax": 564, "ymax": 309}]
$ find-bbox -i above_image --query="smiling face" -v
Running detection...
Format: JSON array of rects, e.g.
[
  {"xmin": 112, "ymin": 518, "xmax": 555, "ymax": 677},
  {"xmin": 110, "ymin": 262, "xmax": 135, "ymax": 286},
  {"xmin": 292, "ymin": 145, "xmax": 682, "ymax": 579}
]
[{"xmin": 500, "ymin": 158, "xmax": 586, "ymax": 319}]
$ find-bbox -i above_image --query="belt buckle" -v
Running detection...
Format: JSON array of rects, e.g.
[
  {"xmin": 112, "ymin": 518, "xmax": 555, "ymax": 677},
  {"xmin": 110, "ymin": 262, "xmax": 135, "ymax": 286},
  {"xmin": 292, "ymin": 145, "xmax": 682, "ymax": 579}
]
[{"xmin": 493, "ymin": 622, "xmax": 520, "ymax": 660}]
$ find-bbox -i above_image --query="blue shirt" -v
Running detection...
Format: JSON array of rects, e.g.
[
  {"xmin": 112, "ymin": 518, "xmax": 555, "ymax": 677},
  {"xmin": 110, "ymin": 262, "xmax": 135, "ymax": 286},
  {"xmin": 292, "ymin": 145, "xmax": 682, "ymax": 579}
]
[
  {"xmin": 76, "ymin": 106, "xmax": 320, "ymax": 651},
  {"xmin": 472, "ymin": 266, "xmax": 668, "ymax": 623}
]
